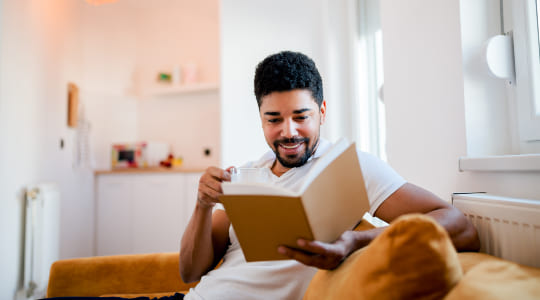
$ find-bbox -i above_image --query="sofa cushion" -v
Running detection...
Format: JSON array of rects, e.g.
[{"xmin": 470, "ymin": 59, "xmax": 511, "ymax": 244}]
[
  {"xmin": 47, "ymin": 252, "xmax": 196, "ymax": 297},
  {"xmin": 444, "ymin": 258, "xmax": 540, "ymax": 300},
  {"xmin": 303, "ymin": 214, "xmax": 462, "ymax": 300},
  {"xmin": 99, "ymin": 292, "xmax": 185, "ymax": 298}
]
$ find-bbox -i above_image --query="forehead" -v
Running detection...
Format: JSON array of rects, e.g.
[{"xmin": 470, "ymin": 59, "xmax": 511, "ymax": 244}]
[{"xmin": 259, "ymin": 89, "xmax": 318, "ymax": 113}]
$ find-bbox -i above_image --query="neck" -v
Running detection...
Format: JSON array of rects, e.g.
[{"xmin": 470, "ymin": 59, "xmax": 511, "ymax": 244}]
[{"xmin": 271, "ymin": 160, "xmax": 290, "ymax": 177}]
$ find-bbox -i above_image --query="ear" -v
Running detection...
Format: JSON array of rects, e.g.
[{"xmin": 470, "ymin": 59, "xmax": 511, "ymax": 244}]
[{"xmin": 319, "ymin": 100, "xmax": 327, "ymax": 125}]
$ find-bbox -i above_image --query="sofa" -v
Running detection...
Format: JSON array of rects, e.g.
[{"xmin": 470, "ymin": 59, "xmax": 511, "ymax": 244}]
[{"xmin": 46, "ymin": 214, "xmax": 540, "ymax": 299}]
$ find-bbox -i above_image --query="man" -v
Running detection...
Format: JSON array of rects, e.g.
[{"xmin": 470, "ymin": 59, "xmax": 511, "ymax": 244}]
[{"xmin": 179, "ymin": 51, "xmax": 480, "ymax": 300}]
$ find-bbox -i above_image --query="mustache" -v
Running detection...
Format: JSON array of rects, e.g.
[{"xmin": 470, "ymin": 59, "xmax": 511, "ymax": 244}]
[{"xmin": 274, "ymin": 137, "xmax": 309, "ymax": 145}]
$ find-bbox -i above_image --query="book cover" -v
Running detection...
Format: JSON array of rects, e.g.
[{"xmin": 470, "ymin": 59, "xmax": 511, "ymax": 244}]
[{"xmin": 219, "ymin": 139, "xmax": 371, "ymax": 261}]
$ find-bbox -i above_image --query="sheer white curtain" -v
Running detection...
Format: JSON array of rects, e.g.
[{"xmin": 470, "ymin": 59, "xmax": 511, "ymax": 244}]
[
  {"xmin": 355, "ymin": 0, "xmax": 386, "ymax": 160},
  {"xmin": 319, "ymin": 0, "xmax": 386, "ymax": 159}
]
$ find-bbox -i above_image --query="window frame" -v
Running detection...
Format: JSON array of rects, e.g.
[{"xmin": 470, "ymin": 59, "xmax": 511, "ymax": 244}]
[
  {"xmin": 506, "ymin": 0, "xmax": 540, "ymax": 147},
  {"xmin": 355, "ymin": 0, "xmax": 386, "ymax": 160}
]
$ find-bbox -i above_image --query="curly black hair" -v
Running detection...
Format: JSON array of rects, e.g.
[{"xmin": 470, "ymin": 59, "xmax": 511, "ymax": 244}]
[{"xmin": 254, "ymin": 51, "xmax": 323, "ymax": 108}]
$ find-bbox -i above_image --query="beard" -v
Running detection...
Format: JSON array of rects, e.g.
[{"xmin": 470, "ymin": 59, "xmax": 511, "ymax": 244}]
[{"xmin": 273, "ymin": 135, "xmax": 319, "ymax": 168}]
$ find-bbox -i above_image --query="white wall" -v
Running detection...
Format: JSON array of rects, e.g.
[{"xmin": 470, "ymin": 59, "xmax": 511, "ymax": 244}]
[
  {"xmin": 0, "ymin": 1, "xmax": 93, "ymax": 298},
  {"xmin": 134, "ymin": 0, "xmax": 221, "ymax": 169},
  {"xmin": 138, "ymin": 92, "xmax": 220, "ymax": 169},
  {"xmin": 78, "ymin": 1, "xmax": 139, "ymax": 170},
  {"xmin": 220, "ymin": 0, "xmax": 357, "ymax": 167},
  {"xmin": 380, "ymin": 0, "xmax": 540, "ymax": 201},
  {"xmin": 80, "ymin": 0, "xmax": 220, "ymax": 170},
  {"xmin": 221, "ymin": 0, "xmax": 322, "ymax": 167},
  {"xmin": 381, "ymin": 0, "xmax": 468, "ymax": 200}
]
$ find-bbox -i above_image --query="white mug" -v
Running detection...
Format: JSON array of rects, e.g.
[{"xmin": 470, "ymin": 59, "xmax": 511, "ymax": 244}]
[{"xmin": 230, "ymin": 167, "xmax": 268, "ymax": 183}]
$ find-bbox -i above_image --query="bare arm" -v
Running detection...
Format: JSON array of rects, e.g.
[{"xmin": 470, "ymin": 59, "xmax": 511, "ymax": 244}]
[
  {"xmin": 279, "ymin": 183, "xmax": 480, "ymax": 269},
  {"xmin": 374, "ymin": 183, "xmax": 480, "ymax": 251},
  {"xmin": 179, "ymin": 167, "xmax": 232, "ymax": 283}
]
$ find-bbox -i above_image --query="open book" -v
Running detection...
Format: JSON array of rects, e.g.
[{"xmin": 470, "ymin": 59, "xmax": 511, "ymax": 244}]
[{"xmin": 219, "ymin": 139, "xmax": 381, "ymax": 261}]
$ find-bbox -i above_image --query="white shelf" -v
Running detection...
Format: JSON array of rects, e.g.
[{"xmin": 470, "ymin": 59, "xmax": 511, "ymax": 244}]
[
  {"xmin": 140, "ymin": 82, "xmax": 219, "ymax": 98},
  {"xmin": 459, "ymin": 154, "xmax": 540, "ymax": 172}
]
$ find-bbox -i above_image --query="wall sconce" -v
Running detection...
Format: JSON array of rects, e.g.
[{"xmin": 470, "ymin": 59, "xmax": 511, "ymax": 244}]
[{"xmin": 483, "ymin": 34, "xmax": 516, "ymax": 84}]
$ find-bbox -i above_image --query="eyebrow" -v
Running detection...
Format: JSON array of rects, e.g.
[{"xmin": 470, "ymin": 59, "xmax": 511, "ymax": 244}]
[
  {"xmin": 263, "ymin": 108, "xmax": 312, "ymax": 116},
  {"xmin": 293, "ymin": 108, "xmax": 312, "ymax": 114}
]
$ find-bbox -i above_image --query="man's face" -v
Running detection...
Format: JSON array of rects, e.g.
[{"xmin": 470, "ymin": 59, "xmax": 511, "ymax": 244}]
[{"xmin": 259, "ymin": 89, "xmax": 326, "ymax": 171}]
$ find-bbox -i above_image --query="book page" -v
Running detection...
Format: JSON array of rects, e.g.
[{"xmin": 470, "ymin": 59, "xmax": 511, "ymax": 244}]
[
  {"xmin": 298, "ymin": 138, "xmax": 350, "ymax": 193},
  {"xmin": 222, "ymin": 182, "xmax": 296, "ymax": 196},
  {"xmin": 353, "ymin": 213, "xmax": 389, "ymax": 231},
  {"xmin": 300, "ymin": 142, "xmax": 370, "ymax": 242},
  {"xmin": 361, "ymin": 212, "xmax": 389, "ymax": 227}
]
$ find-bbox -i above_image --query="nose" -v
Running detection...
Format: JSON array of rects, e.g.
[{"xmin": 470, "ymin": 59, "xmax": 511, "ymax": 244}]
[{"xmin": 281, "ymin": 119, "xmax": 298, "ymax": 138}]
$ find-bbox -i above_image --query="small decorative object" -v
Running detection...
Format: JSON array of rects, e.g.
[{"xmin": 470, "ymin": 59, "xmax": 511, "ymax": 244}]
[
  {"xmin": 160, "ymin": 154, "xmax": 174, "ymax": 168},
  {"xmin": 67, "ymin": 82, "xmax": 79, "ymax": 128},
  {"xmin": 172, "ymin": 65, "xmax": 182, "ymax": 85},
  {"xmin": 172, "ymin": 157, "xmax": 183, "ymax": 167},
  {"xmin": 160, "ymin": 154, "xmax": 183, "ymax": 168},
  {"xmin": 157, "ymin": 72, "xmax": 172, "ymax": 83},
  {"xmin": 183, "ymin": 63, "xmax": 198, "ymax": 84}
]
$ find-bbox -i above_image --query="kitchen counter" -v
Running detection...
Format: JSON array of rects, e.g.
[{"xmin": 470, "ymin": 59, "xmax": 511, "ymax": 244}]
[{"xmin": 95, "ymin": 167, "xmax": 205, "ymax": 175}]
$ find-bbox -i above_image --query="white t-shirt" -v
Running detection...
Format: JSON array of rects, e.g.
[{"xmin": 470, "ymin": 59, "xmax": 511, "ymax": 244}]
[{"xmin": 185, "ymin": 139, "xmax": 405, "ymax": 300}]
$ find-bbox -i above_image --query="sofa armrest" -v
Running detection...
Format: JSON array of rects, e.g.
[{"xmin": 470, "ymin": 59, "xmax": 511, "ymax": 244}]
[{"xmin": 47, "ymin": 252, "xmax": 198, "ymax": 297}]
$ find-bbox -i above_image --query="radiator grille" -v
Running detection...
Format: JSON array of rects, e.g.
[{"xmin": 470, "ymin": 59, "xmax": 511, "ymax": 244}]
[
  {"xmin": 452, "ymin": 193, "xmax": 540, "ymax": 268},
  {"xmin": 18, "ymin": 183, "xmax": 60, "ymax": 300}
]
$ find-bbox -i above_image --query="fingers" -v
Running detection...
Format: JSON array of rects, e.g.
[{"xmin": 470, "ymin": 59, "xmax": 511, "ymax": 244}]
[
  {"xmin": 278, "ymin": 244, "xmax": 343, "ymax": 270},
  {"xmin": 277, "ymin": 239, "xmax": 347, "ymax": 270},
  {"xmin": 296, "ymin": 239, "xmax": 333, "ymax": 254},
  {"xmin": 280, "ymin": 231, "xmax": 371, "ymax": 269},
  {"xmin": 205, "ymin": 166, "xmax": 232, "ymax": 183},
  {"xmin": 197, "ymin": 166, "xmax": 233, "ymax": 208}
]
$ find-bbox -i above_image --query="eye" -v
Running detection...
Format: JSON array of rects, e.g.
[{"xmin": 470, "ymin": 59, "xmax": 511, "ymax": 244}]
[
  {"xmin": 267, "ymin": 118, "xmax": 281, "ymax": 123},
  {"xmin": 295, "ymin": 115, "xmax": 308, "ymax": 121}
]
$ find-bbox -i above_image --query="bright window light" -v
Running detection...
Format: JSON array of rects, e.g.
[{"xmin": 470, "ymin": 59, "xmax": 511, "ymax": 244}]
[{"xmin": 537, "ymin": 0, "xmax": 540, "ymax": 54}]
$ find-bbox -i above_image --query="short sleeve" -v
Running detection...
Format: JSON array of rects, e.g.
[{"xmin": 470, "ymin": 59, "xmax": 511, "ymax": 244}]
[{"xmin": 357, "ymin": 147, "xmax": 406, "ymax": 215}]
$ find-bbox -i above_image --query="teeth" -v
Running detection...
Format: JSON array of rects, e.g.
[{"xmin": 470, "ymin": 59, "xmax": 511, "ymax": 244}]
[{"xmin": 281, "ymin": 143, "xmax": 300, "ymax": 149}]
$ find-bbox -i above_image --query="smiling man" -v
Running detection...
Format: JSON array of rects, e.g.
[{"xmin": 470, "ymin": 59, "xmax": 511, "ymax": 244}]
[
  {"xmin": 260, "ymin": 89, "xmax": 325, "ymax": 175},
  {"xmin": 178, "ymin": 51, "xmax": 480, "ymax": 300}
]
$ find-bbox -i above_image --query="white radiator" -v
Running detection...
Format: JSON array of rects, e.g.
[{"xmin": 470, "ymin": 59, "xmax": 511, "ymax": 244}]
[
  {"xmin": 17, "ymin": 183, "xmax": 60, "ymax": 300},
  {"xmin": 452, "ymin": 193, "xmax": 540, "ymax": 268}
]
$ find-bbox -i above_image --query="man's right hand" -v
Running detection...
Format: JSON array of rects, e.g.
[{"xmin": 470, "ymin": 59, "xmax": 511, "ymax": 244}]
[
  {"xmin": 181, "ymin": 166, "xmax": 233, "ymax": 282},
  {"xmin": 197, "ymin": 166, "xmax": 233, "ymax": 209}
]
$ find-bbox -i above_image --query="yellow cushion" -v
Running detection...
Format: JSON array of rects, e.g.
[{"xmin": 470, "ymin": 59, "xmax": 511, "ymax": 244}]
[
  {"xmin": 303, "ymin": 214, "xmax": 462, "ymax": 300},
  {"xmin": 47, "ymin": 252, "xmax": 196, "ymax": 297},
  {"xmin": 99, "ymin": 292, "xmax": 185, "ymax": 298},
  {"xmin": 444, "ymin": 258, "xmax": 540, "ymax": 300},
  {"xmin": 456, "ymin": 252, "xmax": 505, "ymax": 273}
]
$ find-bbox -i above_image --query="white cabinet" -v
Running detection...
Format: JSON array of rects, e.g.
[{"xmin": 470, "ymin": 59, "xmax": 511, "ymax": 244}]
[{"xmin": 95, "ymin": 172, "xmax": 201, "ymax": 256}]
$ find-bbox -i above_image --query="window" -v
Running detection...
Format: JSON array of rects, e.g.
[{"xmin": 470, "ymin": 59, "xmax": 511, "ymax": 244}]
[
  {"xmin": 506, "ymin": 0, "xmax": 540, "ymax": 151},
  {"xmin": 537, "ymin": 0, "xmax": 540, "ymax": 52},
  {"xmin": 355, "ymin": 0, "xmax": 386, "ymax": 160},
  {"xmin": 458, "ymin": 1, "xmax": 540, "ymax": 171},
  {"xmin": 533, "ymin": 0, "xmax": 540, "ymax": 114}
]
